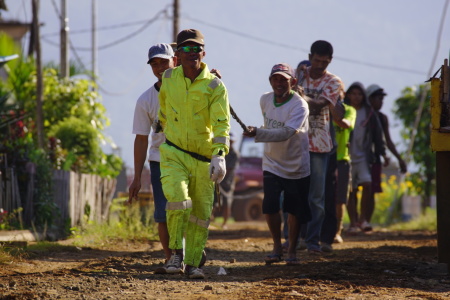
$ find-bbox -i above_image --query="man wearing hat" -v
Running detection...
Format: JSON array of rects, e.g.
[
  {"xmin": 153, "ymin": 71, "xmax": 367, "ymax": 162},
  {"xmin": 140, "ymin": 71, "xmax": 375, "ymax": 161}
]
[
  {"xmin": 366, "ymin": 84, "xmax": 407, "ymax": 229},
  {"xmin": 244, "ymin": 63, "xmax": 311, "ymax": 265},
  {"xmin": 158, "ymin": 29, "xmax": 230, "ymax": 279},
  {"xmin": 128, "ymin": 43, "xmax": 177, "ymax": 273}
]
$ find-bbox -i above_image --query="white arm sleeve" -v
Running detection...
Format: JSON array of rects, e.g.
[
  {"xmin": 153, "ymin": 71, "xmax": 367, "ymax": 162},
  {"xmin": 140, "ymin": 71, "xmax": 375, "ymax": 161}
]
[{"xmin": 255, "ymin": 127, "xmax": 297, "ymax": 143}]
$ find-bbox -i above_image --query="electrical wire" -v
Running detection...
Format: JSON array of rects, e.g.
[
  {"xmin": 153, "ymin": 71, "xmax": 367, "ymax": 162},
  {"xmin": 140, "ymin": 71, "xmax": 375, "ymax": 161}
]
[
  {"xmin": 386, "ymin": 0, "xmax": 449, "ymax": 221},
  {"xmin": 67, "ymin": 8, "xmax": 169, "ymax": 51},
  {"xmin": 184, "ymin": 16, "xmax": 426, "ymax": 76},
  {"xmin": 43, "ymin": 4, "xmax": 427, "ymax": 75},
  {"xmin": 406, "ymin": 0, "xmax": 449, "ymax": 161},
  {"xmin": 43, "ymin": 4, "xmax": 170, "ymax": 52},
  {"xmin": 42, "ymin": 19, "xmax": 160, "ymax": 37},
  {"xmin": 50, "ymin": 0, "xmax": 62, "ymax": 20},
  {"xmin": 44, "ymin": 0, "xmax": 168, "ymax": 96}
]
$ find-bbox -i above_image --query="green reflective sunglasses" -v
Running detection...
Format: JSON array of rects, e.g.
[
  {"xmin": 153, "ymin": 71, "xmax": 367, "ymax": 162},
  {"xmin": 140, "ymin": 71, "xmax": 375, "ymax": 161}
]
[{"xmin": 179, "ymin": 46, "xmax": 203, "ymax": 53}]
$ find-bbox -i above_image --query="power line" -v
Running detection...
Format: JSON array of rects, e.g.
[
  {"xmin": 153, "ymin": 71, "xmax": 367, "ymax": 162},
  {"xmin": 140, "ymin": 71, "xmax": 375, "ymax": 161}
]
[
  {"xmin": 42, "ymin": 18, "xmax": 160, "ymax": 37},
  {"xmin": 40, "ymin": 4, "xmax": 171, "ymax": 97},
  {"xmin": 42, "ymin": 6, "xmax": 170, "ymax": 52},
  {"xmin": 406, "ymin": 0, "xmax": 449, "ymax": 161},
  {"xmin": 184, "ymin": 16, "xmax": 426, "ymax": 76},
  {"xmin": 50, "ymin": 0, "xmax": 62, "ymax": 20}
]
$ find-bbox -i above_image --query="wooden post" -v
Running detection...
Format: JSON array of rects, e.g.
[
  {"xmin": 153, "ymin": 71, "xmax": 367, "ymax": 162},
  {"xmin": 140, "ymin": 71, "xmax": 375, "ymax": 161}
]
[
  {"xmin": 60, "ymin": 0, "xmax": 69, "ymax": 78},
  {"xmin": 173, "ymin": 0, "xmax": 179, "ymax": 42},
  {"xmin": 32, "ymin": 0, "xmax": 45, "ymax": 150}
]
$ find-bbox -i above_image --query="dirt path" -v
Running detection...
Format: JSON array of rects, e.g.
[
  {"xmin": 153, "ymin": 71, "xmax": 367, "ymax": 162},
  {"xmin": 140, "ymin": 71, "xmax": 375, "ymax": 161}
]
[{"xmin": 1, "ymin": 222, "xmax": 449, "ymax": 299}]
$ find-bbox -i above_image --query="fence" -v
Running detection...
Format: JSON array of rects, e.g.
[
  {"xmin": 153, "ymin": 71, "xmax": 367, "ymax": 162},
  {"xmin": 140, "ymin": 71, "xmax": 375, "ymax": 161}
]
[
  {"xmin": 53, "ymin": 170, "xmax": 117, "ymax": 227},
  {"xmin": 0, "ymin": 167, "xmax": 116, "ymax": 228}
]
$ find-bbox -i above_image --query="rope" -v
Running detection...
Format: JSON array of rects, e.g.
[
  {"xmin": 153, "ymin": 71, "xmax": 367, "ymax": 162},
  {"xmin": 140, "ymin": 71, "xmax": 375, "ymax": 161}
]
[{"xmin": 230, "ymin": 105, "xmax": 249, "ymax": 133}]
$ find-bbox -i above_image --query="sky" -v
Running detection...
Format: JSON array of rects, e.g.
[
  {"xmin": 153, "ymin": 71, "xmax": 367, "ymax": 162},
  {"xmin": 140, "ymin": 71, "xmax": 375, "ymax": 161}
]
[{"xmin": 3, "ymin": 0, "xmax": 450, "ymax": 172}]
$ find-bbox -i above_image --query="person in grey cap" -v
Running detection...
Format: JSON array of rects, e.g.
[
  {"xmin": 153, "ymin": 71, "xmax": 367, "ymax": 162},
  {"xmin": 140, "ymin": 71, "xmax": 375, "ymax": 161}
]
[
  {"xmin": 128, "ymin": 43, "xmax": 177, "ymax": 274},
  {"xmin": 366, "ymin": 84, "xmax": 407, "ymax": 229}
]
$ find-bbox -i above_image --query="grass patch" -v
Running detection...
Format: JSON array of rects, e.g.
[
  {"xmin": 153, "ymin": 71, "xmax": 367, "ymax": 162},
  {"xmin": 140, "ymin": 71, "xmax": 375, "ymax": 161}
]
[
  {"xmin": 388, "ymin": 207, "xmax": 437, "ymax": 231},
  {"xmin": 0, "ymin": 246, "xmax": 16, "ymax": 264},
  {"xmin": 70, "ymin": 198, "xmax": 158, "ymax": 248},
  {"xmin": 0, "ymin": 243, "xmax": 27, "ymax": 264}
]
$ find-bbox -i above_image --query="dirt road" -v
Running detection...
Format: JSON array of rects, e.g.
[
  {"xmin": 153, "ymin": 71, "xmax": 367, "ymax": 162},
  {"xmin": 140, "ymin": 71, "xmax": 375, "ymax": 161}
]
[{"xmin": 0, "ymin": 222, "xmax": 449, "ymax": 299}]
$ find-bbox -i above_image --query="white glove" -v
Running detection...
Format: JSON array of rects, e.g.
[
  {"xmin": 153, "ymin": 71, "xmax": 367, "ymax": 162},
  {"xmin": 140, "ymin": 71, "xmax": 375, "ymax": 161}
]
[{"xmin": 209, "ymin": 155, "xmax": 226, "ymax": 183}]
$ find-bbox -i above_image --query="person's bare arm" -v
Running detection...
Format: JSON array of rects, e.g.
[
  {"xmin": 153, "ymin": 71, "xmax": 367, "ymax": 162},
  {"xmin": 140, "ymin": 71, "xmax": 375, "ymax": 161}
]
[
  {"xmin": 128, "ymin": 134, "xmax": 148, "ymax": 203},
  {"xmin": 330, "ymin": 100, "xmax": 345, "ymax": 122},
  {"xmin": 305, "ymin": 96, "xmax": 328, "ymax": 115},
  {"xmin": 334, "ymin": 118, "xmax": 352, "ymax": 129},
  {"xmin": 380, "ymin": 114, "xmax": 407, "ymax": 173}
]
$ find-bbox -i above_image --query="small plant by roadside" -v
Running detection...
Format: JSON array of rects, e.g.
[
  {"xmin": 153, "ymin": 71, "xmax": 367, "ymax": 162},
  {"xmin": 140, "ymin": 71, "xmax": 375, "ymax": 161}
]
[
  {"xmin": 70, "ymin": 197, "xmax": 158, "ymax": 249},
  {"xmin": 0, "ymin": 208, "xmax": 23, "ymax": 230},
  {"xmin": 343, "ymin": 173, "xmax": 435, "ymax": 230},
  {"xmin": 388, "ymin": 207, "xmax": 436, "ymax": 231}
]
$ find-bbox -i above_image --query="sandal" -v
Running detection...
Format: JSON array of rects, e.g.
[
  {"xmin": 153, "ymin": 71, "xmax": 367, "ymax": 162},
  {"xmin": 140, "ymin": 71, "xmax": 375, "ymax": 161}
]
[
  {"xmin": 282, "ymin": 241, "xmax": 289, "ymax": 253},
  {"xmin": 285, "ymin": 257, "xmax": 301, "ymax": 266},
  {"xmin": 264, "ymin": 253, "xmax": 283, "ymax": 264},
  {"xmin": 307, "ymin": 248, "xmax": 323, "ymax": 255}
]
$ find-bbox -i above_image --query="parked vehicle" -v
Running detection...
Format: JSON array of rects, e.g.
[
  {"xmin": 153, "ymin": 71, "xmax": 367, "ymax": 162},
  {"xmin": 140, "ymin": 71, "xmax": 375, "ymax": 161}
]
[{"xmin": 231, "ymin": 136, "xmax": 264, "ymax": 221}]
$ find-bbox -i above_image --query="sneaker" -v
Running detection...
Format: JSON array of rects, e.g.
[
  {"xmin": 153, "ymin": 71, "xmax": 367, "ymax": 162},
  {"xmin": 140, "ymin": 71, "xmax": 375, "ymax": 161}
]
[
  {"xmin": 296, "ymin": 238, "xmax": 307, "ymax": 250},
  {"xmin": 186, "ymin": 265, "xmax": 205, "ymax": 279},
  {"xmin": 321, "ymin": 243, "xmax": 333, "ymax": 253},
  {"xmin": 334, "ymin": 234, "xmax": 344, "ymax": 244},
  {"xmin": 360, "ymin": 221, "xmax": 373, "ymax": 232},
  {"xmin": 347, "ymin": 226, "xmax": 360, "ymax": 235},
  {"xmin": 166, "ymin": 254, "xmax": 184, "ymax": 274},
  {"xmin": 154, "ymin": 260, "xmax": 168, "ymax": 274},
  {"xmin": 307, "ymin": 248, "xmax": 323, "ymax": 255}
]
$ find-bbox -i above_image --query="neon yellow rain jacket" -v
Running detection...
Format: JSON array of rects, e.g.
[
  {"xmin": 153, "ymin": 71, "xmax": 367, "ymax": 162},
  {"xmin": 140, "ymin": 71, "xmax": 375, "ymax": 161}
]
[{"xmin": 158, "ymin": 62, "xmax": 230, "ymax": 157}]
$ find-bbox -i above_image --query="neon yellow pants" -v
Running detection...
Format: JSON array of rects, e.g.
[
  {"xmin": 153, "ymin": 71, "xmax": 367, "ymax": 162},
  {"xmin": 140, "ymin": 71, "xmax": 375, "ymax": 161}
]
[{"xmin": 160, "ymin": 143, "xmax": 214, "ymax": 267}]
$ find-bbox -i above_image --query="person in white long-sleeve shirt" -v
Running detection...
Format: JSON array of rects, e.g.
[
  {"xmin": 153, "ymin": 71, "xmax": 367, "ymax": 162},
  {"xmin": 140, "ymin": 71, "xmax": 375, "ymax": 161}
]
[{"xmin": 244, "ymin": 63, "xmax": 311, "ymax": 265}]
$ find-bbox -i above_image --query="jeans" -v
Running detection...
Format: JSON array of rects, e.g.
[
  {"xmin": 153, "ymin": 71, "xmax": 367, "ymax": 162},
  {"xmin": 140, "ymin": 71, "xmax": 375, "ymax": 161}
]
[
  {"xmin": 150, "ymin": 161, "xmax": 168, "ymax": 223},
  {"xmin": 320, "ymin": 152, "xmax": 337, "ymax": 245},
  {"xmin": 305, "ymin": 152, "xmax": 330, "ymax": 250}
]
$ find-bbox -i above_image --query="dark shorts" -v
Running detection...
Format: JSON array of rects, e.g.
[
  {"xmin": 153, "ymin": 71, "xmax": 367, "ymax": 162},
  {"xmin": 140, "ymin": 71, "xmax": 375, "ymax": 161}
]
[
  {"xmin": 150, "ymin": 161, "xmax": 168, "ymax": 223},
  {"xmin": 371, "ymin": 162, "xmax": 383, "ymax": 193},
  {"xmin": 262, "ymin": 171, "xmax": 311, "ymax": 224},
  {"xmin": 336, "ymin": 160, "xmax": 351, "ymax": 204}
]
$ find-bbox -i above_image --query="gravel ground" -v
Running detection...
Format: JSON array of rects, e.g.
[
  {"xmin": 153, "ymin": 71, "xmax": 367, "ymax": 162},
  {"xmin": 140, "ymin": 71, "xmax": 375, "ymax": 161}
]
[{"xmin": 0, "ymin": 221, "xmax": 449, "ymax": 300}]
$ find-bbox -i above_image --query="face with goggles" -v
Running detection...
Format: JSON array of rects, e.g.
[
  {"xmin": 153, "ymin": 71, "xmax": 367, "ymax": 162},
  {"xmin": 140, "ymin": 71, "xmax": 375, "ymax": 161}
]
[{"xmin": 177, "ymin": 42, "xmax": 205, "ymax": 70}]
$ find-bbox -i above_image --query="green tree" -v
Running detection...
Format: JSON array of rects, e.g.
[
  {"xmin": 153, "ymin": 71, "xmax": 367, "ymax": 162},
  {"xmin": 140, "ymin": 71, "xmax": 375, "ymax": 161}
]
[
  {"xmin": 393, "ymin": 84, "xmax": 434, "ymax": 207},
  {"xmin": 0, "ymin": 32, "xmax": 121, "ymax": 178},
  {"xmin": 0, "ymin": 31, "xmax": 122, "ymax": 229}
]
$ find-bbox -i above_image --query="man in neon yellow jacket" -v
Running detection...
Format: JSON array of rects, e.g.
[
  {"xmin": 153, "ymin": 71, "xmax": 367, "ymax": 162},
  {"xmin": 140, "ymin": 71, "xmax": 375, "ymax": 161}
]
[{"xmin": 158, "ymin": 29, "xmax": 230, "ymax": 279}]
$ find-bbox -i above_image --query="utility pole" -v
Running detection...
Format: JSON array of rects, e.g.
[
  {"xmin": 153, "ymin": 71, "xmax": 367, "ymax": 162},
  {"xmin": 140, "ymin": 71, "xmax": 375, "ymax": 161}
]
[
  {"xmin": 173, "ymin": 0, "xmax": 179, "ymax": 42},
  {"xmin": 91, "ymin": 0, "xmax": 98, "ymax": 83},
  {"xmin": 31, "ymin": 0, "xmax": 45, "ymax": 149},
  {"xmin": 60, "ymin": 0, "xmax": 69, "ymax": 78}
]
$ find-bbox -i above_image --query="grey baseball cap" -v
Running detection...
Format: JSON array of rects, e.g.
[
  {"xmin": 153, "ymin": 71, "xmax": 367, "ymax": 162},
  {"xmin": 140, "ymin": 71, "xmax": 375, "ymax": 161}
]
[
  {"xmin": 366, "ymin": 84, "xmax": 387, "ymax": 97},
  {"xmin": 147, "ymin": 43, "xmax": 174, "ymax": 64}
]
